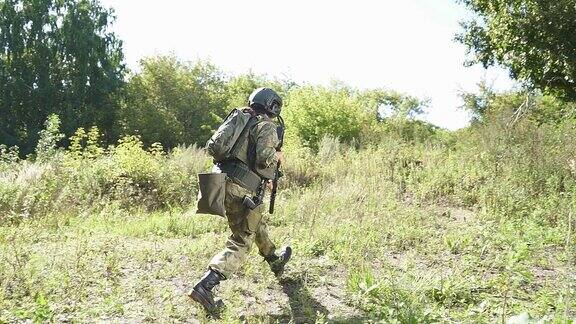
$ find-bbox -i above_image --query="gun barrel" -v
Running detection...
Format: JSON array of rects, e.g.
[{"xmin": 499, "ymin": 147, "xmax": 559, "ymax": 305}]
[
  {"xmin": 269, "ymin": 194, "xmax": 276, "ymax": 214},
  {"xmin": 268, "ymin": 160, "xmax": 281, "ymax": 214}
]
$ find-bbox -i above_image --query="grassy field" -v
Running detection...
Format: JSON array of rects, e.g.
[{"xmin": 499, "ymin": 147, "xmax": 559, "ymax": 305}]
[{"xmin": 1, "ymin": 132, "xmax": 575, "ymax": 323}]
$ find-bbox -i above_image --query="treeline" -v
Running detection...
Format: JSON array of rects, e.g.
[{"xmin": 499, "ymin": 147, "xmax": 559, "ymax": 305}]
[
  {"xmin": 3, "ymin": 54, "xmax": 434, "ymax": 156},
  {"xmin": 3, "ymin": 0, "xmax": 576, "ymax": 157},
  {"xmin": 0, "ymin": 0, "xmax": 124, "ymax": 153},
  {"xmin": 117, "ymin": 57, "xmax": 431, "ymax": 150},
  {"xmin": 0, "ymin": 0, "xmax": 432, "ymax": 156}
]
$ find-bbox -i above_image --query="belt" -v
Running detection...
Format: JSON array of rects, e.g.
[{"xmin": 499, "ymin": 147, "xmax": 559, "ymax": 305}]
[{"xmin": 218, "ymin": 161, "xmax": 262, "ymax": 193}]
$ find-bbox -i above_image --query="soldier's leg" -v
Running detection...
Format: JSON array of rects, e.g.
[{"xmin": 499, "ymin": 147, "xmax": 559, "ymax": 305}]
[
  {"xmin": 255, "ymin": 213, "xmax": 276, "ymax": 257},
  {"xmin": 255, "ymin": 211, "xmax": 292, "ymax": 275},
  {"xmin": 190, "ymin": 181, "xmax": 255, "ymax": 312},
  {"xmin": 209, "ymin": 195, "xmax": 264, "ymax": 278},
  {"xmin": 208, "ymin": 220, "xmax": 255, "ymax": 278}
]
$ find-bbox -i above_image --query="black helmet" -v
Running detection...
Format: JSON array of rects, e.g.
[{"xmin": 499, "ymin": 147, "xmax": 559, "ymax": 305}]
[{"xmin": 248, "ymin": 87, "xmax": 283, "ymax": 117}]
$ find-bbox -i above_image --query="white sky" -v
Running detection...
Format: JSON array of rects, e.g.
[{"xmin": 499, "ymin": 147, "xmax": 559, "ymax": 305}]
[{"xmin": 100, "ymin": 0, "xmax": 517, "ymax": 130}]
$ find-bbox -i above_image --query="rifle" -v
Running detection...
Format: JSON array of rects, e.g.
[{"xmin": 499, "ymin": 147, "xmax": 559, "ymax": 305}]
[{"xmin": 269, "ymin": 116, "xmax": 284, "ymax": 214}]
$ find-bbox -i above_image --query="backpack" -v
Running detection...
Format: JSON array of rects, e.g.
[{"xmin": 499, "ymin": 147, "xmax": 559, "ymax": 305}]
[{"xmin": 206, "ymin": 108, "xmax": 257, "ymax": 162}]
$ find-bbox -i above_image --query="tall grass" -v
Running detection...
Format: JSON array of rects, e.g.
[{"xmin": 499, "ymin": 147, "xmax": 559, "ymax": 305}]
[
  {"xmin": 0, "ymin": 113, "xmax": 574, "ymax": 322},
  {"xmin": 0, "ymin": 132, "xmax": 210, "ymax": 224}
]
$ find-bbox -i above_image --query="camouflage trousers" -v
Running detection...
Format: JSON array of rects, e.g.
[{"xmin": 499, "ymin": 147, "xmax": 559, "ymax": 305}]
[{"xmin": 208, "ymin": 179, "xmax": 276, "ymax": 278}]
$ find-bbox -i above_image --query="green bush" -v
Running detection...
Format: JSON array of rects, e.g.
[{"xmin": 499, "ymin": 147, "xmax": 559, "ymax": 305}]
[
  {"xmin": 119, "ymin": 56, "xmax": 229, "ymax": 148},
  {"xmin": 225, "ymin": 73, "xmax": 293, "ymax": 111},
  {"xmin": 283, "ymin": 84, "xmax": 433, "ymax": 151},
  {"xmin": 34, "ymin": 115, "xmax": 64, "ymax": 163},
  {"xmin": 284, "ymin": 85, "xmax": 373, "ymax": 150},
  {"xmin": 0, "ymin": 122, "xmax": 210, "ymax": 223}
]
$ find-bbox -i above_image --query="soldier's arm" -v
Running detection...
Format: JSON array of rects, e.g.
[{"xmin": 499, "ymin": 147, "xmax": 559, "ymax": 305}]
[{"xmin": 254, "ymin": 121, "xmax": 279, "ymax": 169}]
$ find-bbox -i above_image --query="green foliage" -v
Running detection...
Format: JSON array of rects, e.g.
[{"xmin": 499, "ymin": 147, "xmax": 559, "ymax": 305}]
[
  {"xmin": 120, "ymin": 56, "xmax": 228, "ymax": 148},
  {"xmin": 284, "ymin": 85, "xmax": 373, "ymax": 150},
  {"xmin": 113, "ymin": 135, "xmax": 161, "ymax": 184},
  {"xmin": 533, "ymin": 95, "xmax": 576, "ymax": 124},
  {"xmin": 0, "ymin": 131, "xmax": 210, "ymax": 223},
  {"xmin": 32, "ymin": 292, "xmax": 53, "ymax": 323},
  {"xmin": 457, "ymin": 0, "xmax": 576, "ymax": 101},
  {"xmin": 0, "ymin": 145, "xmax": 20, "ymax": 166},
  {"xmin": 459, "ymin": 81, "xmax": 497, "ymax": 123},
  {"xmin": 284, "ymin": 84, "xmax": 431, "ymax": 150},
  {"xmin": 35, "ymin": 114, "xmax": 64, "ymax": 162},
  {"xmin": 362, "ymin": 118, "xmax": 443, "ymax": 147},
  {"xmin": 0, "ymin": 32, "xmax": 574, "ymax": 322},
  {"xmin": 0, "ymin": 34, "xmax": 435, "ymax": 156},
  {"xmin": 0, "ymin": 0, "xmax": 125, "ymax": 154},
  {"xmin": 347, "ymin": 269, "xmax": 435, "ymax": 323},
  {"xmin": 225, "ymin": 73, "xmax": 293, "ymax": 110},
  {"xmin": 361, "ymin": 88, "xmax": 428, "ymax": 120},
  {"xmin": 68, "ymin": 126, "xmax": 104, "ymax": 160},
  {"xmin": 460, "ymin": 82, "xmax": 576, "ymax": 126}
]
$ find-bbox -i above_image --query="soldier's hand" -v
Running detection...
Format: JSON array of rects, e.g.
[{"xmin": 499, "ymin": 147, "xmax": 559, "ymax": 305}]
[
  {"xmin": 266, "ymin": 180, "xmax": 273, "ymax": 190},
  {"xmin": 275, "ymin": 151, "xmax": 285, "ymax": 164}
]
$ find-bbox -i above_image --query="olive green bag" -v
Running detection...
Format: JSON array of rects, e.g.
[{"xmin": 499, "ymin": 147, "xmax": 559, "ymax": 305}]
[{"xmin": 196, "ymin": 173, "xmax": 227, "ymax": 217}]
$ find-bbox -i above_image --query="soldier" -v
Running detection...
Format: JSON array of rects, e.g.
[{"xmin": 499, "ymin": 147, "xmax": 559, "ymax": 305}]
[{"xmin": 189, "ymin": 87, "xmax": 292, "ymax": 313}]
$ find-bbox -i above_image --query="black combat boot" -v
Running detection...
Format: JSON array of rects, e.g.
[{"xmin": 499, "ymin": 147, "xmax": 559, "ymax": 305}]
[
  {"xmin": 264, "ymin": 246, "xmax": 292, "ymax": 276},
  {"xmin": 188, "ymin": 268, "xmax": 226, "ymax": 313}
]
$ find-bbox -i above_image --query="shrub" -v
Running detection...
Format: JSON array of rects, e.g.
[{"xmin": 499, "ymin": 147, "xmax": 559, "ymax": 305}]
[
  {"xmin": 284, "ymin": 85, "xmax": 373, "ymax": 151},
  {"xmin": 35, "ymin": 115, "xmax": 64, "ymax": 162},
  {"xmin": 0, "ymin": 131, "xmax": 210, "ymax": 223},
  {"xmin": 284, "ymin": 84, "xmax": 431, "ymax": 150},
  {"xmin": 119, "ymin": 56, "xmax": 228, "ymax": 148}
]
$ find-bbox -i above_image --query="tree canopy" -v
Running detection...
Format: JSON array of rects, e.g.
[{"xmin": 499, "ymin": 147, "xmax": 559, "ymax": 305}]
[
  {"xmin": 457, "ymin": 0, "xmax": 576, "ymax": 101},
  {"xmin": 119, "ymin": 56, "xmax": 228, "ymax": 148},
  {"xmin": 0, "ymin": 0, "xmax": 125, "ymax": 154}
]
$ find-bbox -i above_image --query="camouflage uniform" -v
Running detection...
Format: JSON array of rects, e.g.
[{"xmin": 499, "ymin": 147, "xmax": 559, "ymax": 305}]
[
  {"xmin": 190, "ymin": 89, "xmax": 289, "ymax": 313},
  {"xmin": 208, "ymin": 116, "xmax": 279, "ymax": 278}
]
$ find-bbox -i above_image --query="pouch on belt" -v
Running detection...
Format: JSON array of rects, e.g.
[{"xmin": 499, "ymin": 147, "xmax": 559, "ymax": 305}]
[{"xmin": 196, "ymin": 172, "xmax": 227, "ymax": 217}]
